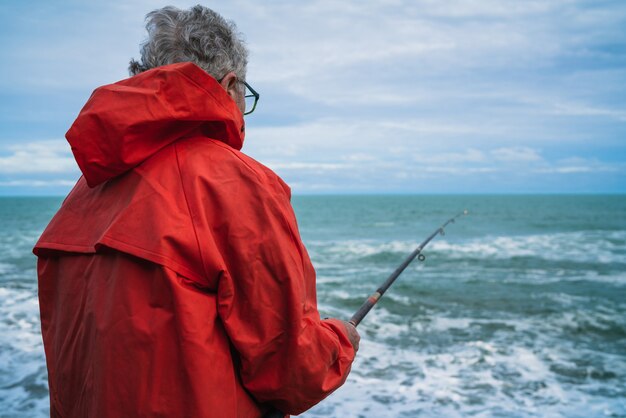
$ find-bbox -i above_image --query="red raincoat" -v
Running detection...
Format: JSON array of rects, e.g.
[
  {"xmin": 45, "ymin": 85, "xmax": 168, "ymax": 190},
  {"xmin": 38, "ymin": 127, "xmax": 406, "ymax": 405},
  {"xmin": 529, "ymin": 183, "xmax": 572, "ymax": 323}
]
[{"xmin": 34, "ymin": 62, "xmax": 355, "ymax": 418}]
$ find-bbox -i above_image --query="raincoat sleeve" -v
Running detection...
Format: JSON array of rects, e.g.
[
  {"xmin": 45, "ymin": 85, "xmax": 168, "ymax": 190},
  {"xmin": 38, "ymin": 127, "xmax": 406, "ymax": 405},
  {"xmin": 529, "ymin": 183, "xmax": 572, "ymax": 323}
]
[{"xmin": 205, "ymin": 165, "xmax": 356, "ymax": 414}]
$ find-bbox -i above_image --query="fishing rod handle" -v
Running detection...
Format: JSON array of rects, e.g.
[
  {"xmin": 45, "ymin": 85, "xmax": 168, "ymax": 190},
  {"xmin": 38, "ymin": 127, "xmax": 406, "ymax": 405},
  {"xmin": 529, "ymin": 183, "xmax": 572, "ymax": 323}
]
[{"xmin": 349, "ymin": 291, "xmax": 382, "ymax": 327}]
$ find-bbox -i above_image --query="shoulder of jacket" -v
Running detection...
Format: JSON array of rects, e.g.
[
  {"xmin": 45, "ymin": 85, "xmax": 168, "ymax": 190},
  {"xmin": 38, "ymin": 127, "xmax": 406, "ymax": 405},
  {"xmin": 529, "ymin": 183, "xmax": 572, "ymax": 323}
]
[{"xmin": 174, "ymin": 136, "xmax": 292, "ymax": 199}]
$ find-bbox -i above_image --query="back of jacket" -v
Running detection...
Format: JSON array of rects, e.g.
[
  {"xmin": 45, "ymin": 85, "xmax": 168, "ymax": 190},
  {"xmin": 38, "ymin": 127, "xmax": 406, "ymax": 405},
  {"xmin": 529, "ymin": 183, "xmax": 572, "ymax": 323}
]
[{"xmin": 34, "ymin": 63, "xmax": 355, "ymax": 418}]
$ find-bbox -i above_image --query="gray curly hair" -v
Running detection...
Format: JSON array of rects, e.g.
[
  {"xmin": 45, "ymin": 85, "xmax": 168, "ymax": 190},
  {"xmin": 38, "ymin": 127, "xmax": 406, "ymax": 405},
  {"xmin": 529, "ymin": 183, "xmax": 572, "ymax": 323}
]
[{"xmin": 129, "ymin": 5, "xmax": 248, "ymax": 81}]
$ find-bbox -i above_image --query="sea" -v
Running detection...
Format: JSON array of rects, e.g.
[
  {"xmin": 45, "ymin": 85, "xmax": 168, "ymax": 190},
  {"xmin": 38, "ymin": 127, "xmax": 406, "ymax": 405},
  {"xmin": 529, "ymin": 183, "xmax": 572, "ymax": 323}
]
[{"xmin": 0, "ymin": 195, "xmax": 624, "ymax": 418}]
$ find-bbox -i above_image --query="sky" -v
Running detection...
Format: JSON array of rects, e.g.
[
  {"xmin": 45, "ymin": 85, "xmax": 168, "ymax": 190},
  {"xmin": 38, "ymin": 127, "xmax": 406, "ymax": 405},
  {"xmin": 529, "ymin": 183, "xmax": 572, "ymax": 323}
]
[{"xmin": 0, "ymin": 0, "xmax": 625, "ymax": 195}]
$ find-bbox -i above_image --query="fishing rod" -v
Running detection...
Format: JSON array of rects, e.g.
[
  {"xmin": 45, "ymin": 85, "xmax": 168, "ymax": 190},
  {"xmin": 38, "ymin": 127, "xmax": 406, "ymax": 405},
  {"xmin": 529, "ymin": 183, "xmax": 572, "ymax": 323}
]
[
  {"xmin": 264, "ymin": 210, "xmax": 468, "ymax": 418},
  {"xmin": 349, "ymin": 209, "xmax": 469, "ymax": 327}
]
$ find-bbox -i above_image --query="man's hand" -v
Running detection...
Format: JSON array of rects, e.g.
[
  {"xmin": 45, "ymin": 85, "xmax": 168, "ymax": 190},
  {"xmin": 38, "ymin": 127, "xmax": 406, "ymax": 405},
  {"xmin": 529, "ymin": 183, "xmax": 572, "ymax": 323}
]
[{"xmin": 340, "ymin": 320, "xmax": 360, "ymax": 353}]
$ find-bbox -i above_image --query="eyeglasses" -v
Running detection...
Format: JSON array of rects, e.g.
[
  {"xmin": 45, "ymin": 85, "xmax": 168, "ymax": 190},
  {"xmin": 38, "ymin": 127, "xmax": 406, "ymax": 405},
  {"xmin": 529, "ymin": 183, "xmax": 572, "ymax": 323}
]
[
  {"xmin": 217, "ymin": 75, "xmax": 260, "ymax": 116},
  {"xmin": 240, "ymin": 80, "xmax": 260, "ymax": 115}
]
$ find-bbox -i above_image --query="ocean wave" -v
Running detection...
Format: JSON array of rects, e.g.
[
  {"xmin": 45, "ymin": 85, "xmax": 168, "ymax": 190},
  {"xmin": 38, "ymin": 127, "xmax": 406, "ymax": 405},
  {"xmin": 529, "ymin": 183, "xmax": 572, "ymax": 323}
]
[
  {"xmin": 304, "ymin": 335, "xmax": 626, "ymax": 417},
  {"xmin": 307, "ymin": 230, "xmax": 626, "ymax": 265},
  {"xmin": 303, "ymin": 305, "xmax": 626, "ymax": 417},
  {"xmin": 0, "ymin": 262, "xmax": 15, "ymax": 275},
  {"xmin": 460, "ymin": 269, "xmax": 626, "ymax": 286},
  {"xmin": 0, "ymin": 287, "xmax": 49, "ymax": 417}
]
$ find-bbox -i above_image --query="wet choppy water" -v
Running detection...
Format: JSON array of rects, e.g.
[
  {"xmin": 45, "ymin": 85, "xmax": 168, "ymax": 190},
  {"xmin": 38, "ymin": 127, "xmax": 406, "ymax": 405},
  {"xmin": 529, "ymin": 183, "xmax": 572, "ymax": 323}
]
[{"xmin": 1, "ymin": 195, "xmax": 625, "ymax": 417}]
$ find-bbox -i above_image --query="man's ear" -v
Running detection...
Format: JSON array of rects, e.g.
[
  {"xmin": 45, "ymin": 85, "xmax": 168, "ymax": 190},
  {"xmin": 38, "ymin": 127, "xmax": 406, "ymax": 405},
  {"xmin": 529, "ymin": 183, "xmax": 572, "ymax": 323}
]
[{"xmin": 219, "ymin": 72, "xmax": 239, "ymax": 100}]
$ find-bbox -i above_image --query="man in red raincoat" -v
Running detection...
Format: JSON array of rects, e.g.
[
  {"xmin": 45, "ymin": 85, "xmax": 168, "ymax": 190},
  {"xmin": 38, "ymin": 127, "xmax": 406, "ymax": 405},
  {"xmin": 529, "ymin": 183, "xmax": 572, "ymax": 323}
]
[{"xmin": 34, "ymin": 5, "xmax": 359, "ymax": 418}]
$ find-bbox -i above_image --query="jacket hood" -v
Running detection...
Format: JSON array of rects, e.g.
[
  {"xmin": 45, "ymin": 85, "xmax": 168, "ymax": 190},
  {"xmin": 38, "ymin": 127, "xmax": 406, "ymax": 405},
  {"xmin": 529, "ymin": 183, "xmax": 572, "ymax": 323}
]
[{"xmin": 66, "ymin": 62, "xmax": 245, "ymax": 187}]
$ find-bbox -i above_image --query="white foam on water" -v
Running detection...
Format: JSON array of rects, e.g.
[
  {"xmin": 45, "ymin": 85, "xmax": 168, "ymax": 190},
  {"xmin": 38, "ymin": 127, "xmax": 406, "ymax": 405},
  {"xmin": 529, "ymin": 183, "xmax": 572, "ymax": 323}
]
[
  {"xmin": 431, "ymin": 231, "xmax": 626, "ymax": 264},
  {"xmin": 382, "ymin": 292, "xmax": 414, "ymax": 306},
  {"xmin": 0, "ymin": 384, "xmax": 49, "ymax": 418},
  {"xmin": 303, "ymin": 299, "xmax": 626, "ymax": 418},
  {"xmin": 427, "ymin": 317, "xmax": 474, "ymax": 332},
  {"xmin": 0, "ymin": 262, "xmax": 15, "ymax": 275},
  {"xmin": 326, "ymin": 289, "xmax": 353, "ymax": 300},
  {"xmin": 315, "ymin": 275, "xmax": 345, "ymax": 284},
  {"xmin": 544, "ymin": 292, "xmax": 590, "ymax": 307},
  {"xmin": 572, "ymin": 270, "xmax": 626, "ymax": 286},
  {"xmin": 478, "ymin": 269, "xmax": 626, "ymax": 286},
  {"xmin": 0, "ymin": 286, "xmax": 49, "ymax": 417},
  {"xmin": 373, "ymin": 222, "xmax": 395, "ymax": 227},
  {"xmin": 324, "ymin": 239, "xmax": 416, "ymax": 258},
  {"xmin": 548, "ymin": 307, "xmax": 626, "ymax": 338},
  {"xmin": 0, "ymin": 290, "xmax": 622, "ymax": 417},
  {"xmin": 0, "ymin": 230, "xmax": 40, "ymax": 260},
  {"xmin": 310, "ymin": 230, "xmax": 626, "ymax": 266},
  {"xmin": 304, "ymin": 337, "xmax": 625, "ymax": 417},
  {"xmin": 1, "ymin": 224, "xmax": 623, "ymax": 417}
]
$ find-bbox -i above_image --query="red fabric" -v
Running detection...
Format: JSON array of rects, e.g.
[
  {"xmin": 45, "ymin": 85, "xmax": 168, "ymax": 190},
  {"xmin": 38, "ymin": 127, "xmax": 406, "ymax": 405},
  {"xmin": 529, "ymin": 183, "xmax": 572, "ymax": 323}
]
[{"xmin": 34, "ymin": 62, "xmax": 355, "ymax": 418}]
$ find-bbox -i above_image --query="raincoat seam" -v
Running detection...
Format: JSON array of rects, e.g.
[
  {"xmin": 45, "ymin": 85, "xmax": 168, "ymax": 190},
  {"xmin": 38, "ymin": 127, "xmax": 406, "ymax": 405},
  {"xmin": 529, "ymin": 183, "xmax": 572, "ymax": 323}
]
[
  {"xmin": 98, "ymin": 235, "xmax": 204, "ymax": 283},
  {"xmin": 206, "ymin": 139, "xmax": 265, "ymax": 183},
  {"xmin": 174, "ymin": 142, "xmax": 210, "ymax": 283},
  {"xmin": 199, "ymin": 140, "xmax": 307, "ymax": 275},
  {"xmin": 36, "ymin": 236, "xmax": 197, "ymax": 271},
  {"xmin": 34, "ymin": 241, "xmax": 93, "ymax": 253}
]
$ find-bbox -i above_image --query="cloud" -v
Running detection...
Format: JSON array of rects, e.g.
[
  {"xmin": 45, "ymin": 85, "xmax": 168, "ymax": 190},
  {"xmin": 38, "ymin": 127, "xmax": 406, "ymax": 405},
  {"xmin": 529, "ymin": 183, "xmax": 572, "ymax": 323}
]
[
  {"xmin": 342, "ymin": 153, "xmax": 378, "ymax": 162},
  {"xmin": 267, "ymin": 162, "xmax": 347, "ymax": 171},
  {"xmin": 550, "ymin": 101, "xmax": 626, "ymax": 121},
  {"xmin": 420, "ymin": 166, "xmax": 498, "ymax": 174},
  {"xmin": 533, "ymin": 157, "xmax": 623, "ymax": 174},
  {"xmin": 0, "ymin": 141, "xmax": 77, "ymax": 174},
  {"xmin": 1, "ymin": 0, "xmax": 625, "ymax": 193},
  {"xmin": 491, "ymin": 147, "xmax": 543, "ymax": 163},
  {"xmin": 537, "ymin": 166, "xmax": 592, "ymax": 174},
  {"xmin": 413, "ymin": 149, "xmax": 487, "ymax": 164},
  {"xmin": 0, "ymin": 179, "xmax": 76, "ymax": 187}
]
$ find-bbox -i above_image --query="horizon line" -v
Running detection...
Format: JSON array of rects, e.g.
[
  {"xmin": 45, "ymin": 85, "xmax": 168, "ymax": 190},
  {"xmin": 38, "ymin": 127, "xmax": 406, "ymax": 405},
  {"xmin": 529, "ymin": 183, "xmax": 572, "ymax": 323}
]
[{"xmin": 1, "ymin": 192, "xmax": 625, "ymax": 198}]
